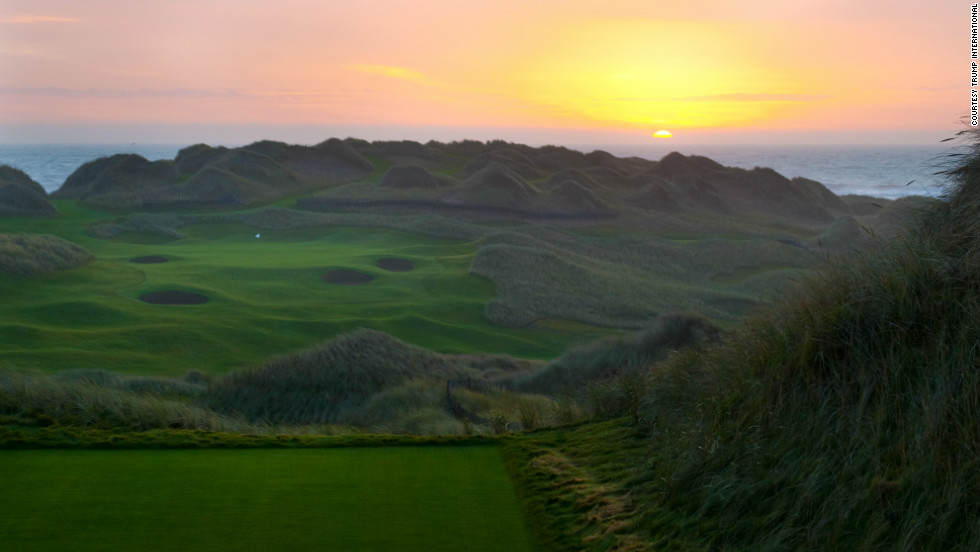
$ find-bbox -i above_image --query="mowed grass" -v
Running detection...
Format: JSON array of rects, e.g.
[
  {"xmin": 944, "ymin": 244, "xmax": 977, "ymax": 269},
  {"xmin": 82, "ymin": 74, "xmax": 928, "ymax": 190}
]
[
  {"xmin": 0, "ymin": 446, "xmax": 539, "ymax": 552},
  {"xmin": 0, "ymin": 202, "xmax": 612, "ymax": 374}
]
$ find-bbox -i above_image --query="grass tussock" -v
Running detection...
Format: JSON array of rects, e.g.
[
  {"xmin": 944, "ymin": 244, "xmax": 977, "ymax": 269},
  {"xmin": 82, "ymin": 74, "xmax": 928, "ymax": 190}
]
[
  {"xmin": 500, "ymin": 421, "xmax": 654, "ymax": 551},
  {"xmin": 200, "ymin": 329, "xmax": 538, "ymax": 429},
  {"xmin": 0, "ymin": 368, "xmax": 257, "ymax": 432},
  {"xmin": 201, "ymin": 329, "xmax": 474, "ymax": 425},
  {"xmin": 0, "ymin": 233, "xmax": 93, "ymax": 276},
  {"xmin": 88, "ymin": 212, "xmax": 188, "ymax": 241},
  {"xmin": 341, "ymin": 380, "xmax": 460, "ymax": 435},
  {"xmin": 515, "ymin": 313, "xmax": 720, "ymax": 402}
]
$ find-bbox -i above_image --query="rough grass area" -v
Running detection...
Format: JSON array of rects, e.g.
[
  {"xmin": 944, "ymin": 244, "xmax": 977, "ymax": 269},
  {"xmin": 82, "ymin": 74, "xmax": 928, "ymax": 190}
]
[
  {"xmin": 0, "ymin": 447, "xmax": 538, "ymax": 552},
  {"xmin": 514, "ymin": 313, "xmax": 721, "ymax": 400},
  {"xmin": 201, "ymin": 328, "xmax": 528, "ymax": 427},
  {"xmin": 503, "ymin": 131, "xmax": 980, "ymax": 550},
  {"xmin": 0, "ymin": 367, "xmax": 259, "ymax": 433},
  {"xmin": 500, "ymin": 420, "xmax": 652, "ymax": 551},
  {"xmin": 1, "ymin": 331, "xmax": 543, "ymax": 436},
  {"xmin": 0, "ymin": 233, "xmax": 92, "ymax": 276},
  {"xmin": 626, "ymin": 136, "xmax": 980, "ymax": 550},
  {"xmin": 470, "ymin": 228, "xmax": 817, "ymax": 328}
]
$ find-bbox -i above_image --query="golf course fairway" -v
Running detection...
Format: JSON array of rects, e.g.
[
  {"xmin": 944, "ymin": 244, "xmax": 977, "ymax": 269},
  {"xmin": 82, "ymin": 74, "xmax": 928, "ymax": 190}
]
[{"xmin": 0, "ymin": 446, "xmax": 539, "ymax": 551}]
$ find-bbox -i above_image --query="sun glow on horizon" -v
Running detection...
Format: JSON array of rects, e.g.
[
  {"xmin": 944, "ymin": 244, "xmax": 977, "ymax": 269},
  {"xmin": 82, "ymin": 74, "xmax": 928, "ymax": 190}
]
[
  {"xmin": 348, "ymin": 64, "xmax": 432, "ymax": 85},
  {"xmin": 503, "ymin": 20, "xmax": 831, "ymax": 132},
  {"xmin": 653, "ymin": 130, "xmax": 673, "ymax": 138},
  {"xmin": 0, "ymin": 1, "xmax": 960, "ymax": 144}
]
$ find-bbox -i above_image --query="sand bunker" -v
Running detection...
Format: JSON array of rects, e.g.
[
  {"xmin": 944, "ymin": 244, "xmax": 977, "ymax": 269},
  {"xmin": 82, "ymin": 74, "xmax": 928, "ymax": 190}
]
[
  {"xmin": 323, "ymin": 269, "xmax": 374, "ymax": 285},
  {"xmin": 374, "ymin": 257, "xmax": 415, "ymax": 272},
  {"xmin": 130, "ymin": 255, "xmax": 169, "ymax": 264},
  {"xmin": 139, "ymin": 291, "xmax": 210, "ymax": 305}
]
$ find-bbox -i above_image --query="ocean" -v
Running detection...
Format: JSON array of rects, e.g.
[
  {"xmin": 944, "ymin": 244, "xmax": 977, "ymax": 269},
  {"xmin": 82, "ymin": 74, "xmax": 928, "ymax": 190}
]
[
  {"xmin": 600, "ymin": 143, "xmax": 954, "ymax": 200},
  {"xmin": 0, "ymin": 142, "xmax": 956, "ymax": 200},
  {"xmin": 0, "ymin": 143, "xmax": 185, "ymax": 195}
]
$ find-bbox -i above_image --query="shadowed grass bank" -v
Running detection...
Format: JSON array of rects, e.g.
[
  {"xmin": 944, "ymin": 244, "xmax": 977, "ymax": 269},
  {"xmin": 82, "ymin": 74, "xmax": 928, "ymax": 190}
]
[{"xmin": 501, "ymin": 131, "xmax": 980, "ymax": 550}]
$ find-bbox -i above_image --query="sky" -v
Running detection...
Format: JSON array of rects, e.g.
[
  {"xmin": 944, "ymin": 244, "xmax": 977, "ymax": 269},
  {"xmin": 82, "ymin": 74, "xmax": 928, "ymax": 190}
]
[{"xmin": 0, "ymin": 0, "xmax": 966, "ymax": 146}]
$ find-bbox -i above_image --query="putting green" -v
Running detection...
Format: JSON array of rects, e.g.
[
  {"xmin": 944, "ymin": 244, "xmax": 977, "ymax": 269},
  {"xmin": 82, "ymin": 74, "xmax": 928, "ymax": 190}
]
[{"xmin": 0, "ymin": 447, "xmax": 539, "ymax": 552}]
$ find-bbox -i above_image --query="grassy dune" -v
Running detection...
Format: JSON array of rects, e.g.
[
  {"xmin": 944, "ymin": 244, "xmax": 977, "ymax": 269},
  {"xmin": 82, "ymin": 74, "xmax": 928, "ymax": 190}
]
[
  {"xmin": 472, "ymin": 228, "xmax": 814, "ymax": 328},
  {"xmin": 502, "ymin": 133, "xmax": 980, "ymax": 550},
  {"xmin": 0, "ymin": 315, "xmax": 716, "ymax": 436},
  {"xmin": 203, "ymin": 328, "xmax": 511, "ymax": 426},
  {"xmin": 0, "ymin": 233, "xmax": 92, "ymax": 276}
]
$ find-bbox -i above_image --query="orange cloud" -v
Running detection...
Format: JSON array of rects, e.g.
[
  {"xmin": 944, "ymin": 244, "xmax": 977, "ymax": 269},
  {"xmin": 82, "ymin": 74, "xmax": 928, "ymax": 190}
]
[
  {"xmin": 347, "ymin": 65, "xmax": 434, "ymax": 86},
  {"xmin": 681, "ymin": 93, "xmax": 831, "ymax": 103}
]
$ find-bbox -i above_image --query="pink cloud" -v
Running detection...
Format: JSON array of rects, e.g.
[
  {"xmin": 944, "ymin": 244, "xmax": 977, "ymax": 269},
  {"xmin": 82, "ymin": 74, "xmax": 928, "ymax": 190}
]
[{"xmin": 0, "ymin": 15, "xmax": 77, "ymax": 24}]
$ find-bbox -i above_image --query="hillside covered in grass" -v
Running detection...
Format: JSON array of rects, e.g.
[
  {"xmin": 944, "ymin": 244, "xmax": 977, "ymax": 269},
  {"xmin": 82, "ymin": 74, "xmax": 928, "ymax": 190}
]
[
  {"xmin": 29, "ymin": 139, "xmax": 929, "ymax": 345},
  {"xmin": 504, "ymin": 132, "xmax": 980, "ymax": 550},
  {"xmin": 0, "ymin": 314, "xmax": 721, "ymax": 436},
  {"xmin": 0, "ymin": 166, "xmax": 56, "ymax": 216},
  {"xmin": 51, "ymin": 138, "xmax": 920, "ymax": 235},
  {"xmin": 50, "ymin": 140, "xmax": 373, "ymax": 210}
]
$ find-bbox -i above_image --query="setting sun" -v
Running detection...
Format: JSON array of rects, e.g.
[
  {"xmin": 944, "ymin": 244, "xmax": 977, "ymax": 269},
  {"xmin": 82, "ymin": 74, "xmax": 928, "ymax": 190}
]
[{"xmin": 653, "ymin": 130, "xmax": 673, "ymax": 138}]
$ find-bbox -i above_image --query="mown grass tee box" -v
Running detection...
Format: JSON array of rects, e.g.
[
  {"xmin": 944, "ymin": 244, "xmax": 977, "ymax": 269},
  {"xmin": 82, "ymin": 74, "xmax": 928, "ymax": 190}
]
[{"xmin": 0, "ymin": 446, "xmax": 539, "ymax": 552}]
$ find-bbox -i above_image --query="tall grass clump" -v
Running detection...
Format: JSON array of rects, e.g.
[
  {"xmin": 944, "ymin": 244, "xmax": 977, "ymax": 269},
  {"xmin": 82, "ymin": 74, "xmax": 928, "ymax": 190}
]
[
  {"xmin": 0, "ymin": 233, "xmax": 93, "ymax": 276},
  {"xmin": 340, "ymin": 380, "xmax": 462, "ymax": 435},
  {"xmin": 201, "ymin": 329, "xmax": 480, "ymax": 425},
  {"xmin": 515, "ymin": 313, "xmax": 720, "ymax": 419},
  {"xmin": 88, "ymin": 213, "xmax": 187, "ymax": 240},
  {"xmin": 0, "ymin": 368, "xmax": 255, "ymax": 432},
  {"xmin": 625, "ymin": 132, "xmax": 980, "ymax": 550}
]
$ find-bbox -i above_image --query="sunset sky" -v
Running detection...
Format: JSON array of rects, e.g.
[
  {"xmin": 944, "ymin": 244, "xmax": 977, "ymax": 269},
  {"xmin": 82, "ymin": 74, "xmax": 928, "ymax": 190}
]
[{"xmin": 0, "ymin": 0, "xmax": 965, "ymax": 145}]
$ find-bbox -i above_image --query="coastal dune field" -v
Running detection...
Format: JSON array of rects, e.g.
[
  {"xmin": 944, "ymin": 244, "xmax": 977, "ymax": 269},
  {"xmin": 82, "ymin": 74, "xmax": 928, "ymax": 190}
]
[{"xmin": 3, "ymin": 135, "xmax": 967, "ymax": 550}]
